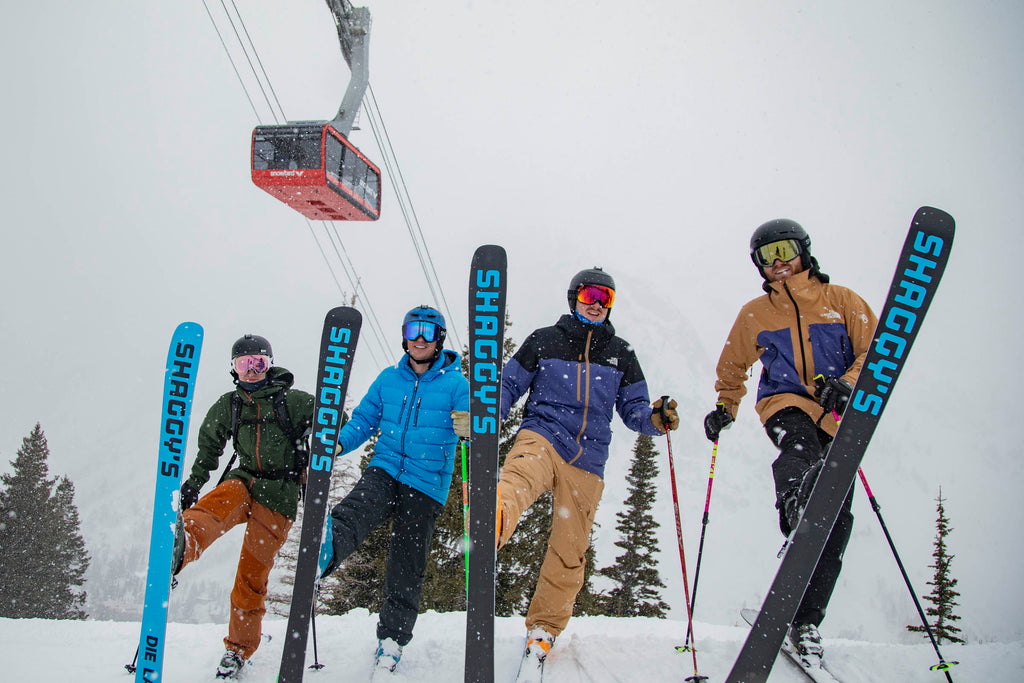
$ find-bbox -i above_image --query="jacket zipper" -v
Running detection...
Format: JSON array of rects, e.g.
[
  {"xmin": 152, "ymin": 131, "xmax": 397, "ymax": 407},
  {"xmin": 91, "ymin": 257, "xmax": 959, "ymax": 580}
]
[
  {"xmin": 399, "ymin": 379, "xmax": 420, "ymax": 475},
  {"xmin": 783, "ymin": 282, "xmax": 810, "ymax": 384},
  {"xmin": 570, "ymin": 329, "xmax": 593, "ymax": 465}
]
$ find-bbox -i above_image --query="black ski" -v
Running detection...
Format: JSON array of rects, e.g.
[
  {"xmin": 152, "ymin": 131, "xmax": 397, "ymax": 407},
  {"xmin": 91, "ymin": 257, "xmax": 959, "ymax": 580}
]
[
  {"xmin": 740, "ymin": 609, "xmax": 841, "ymax": 682},
  {"xmin": 465, "ymin": 245, "xmax": 508, "ymax": 683},
  {"xmin": 278, "ymin": 307, "xmax": 361, "ymax": 682},
  {"xmin": 726, "ymin": 206, "xmax": 955, "ymax": 683}
]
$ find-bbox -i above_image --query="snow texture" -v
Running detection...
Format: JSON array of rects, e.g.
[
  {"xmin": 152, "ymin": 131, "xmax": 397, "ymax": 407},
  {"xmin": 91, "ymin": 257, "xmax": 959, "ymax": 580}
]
[{"xmin": 2, "ymin": 609, "xmax": 1020, "ymax": 682}]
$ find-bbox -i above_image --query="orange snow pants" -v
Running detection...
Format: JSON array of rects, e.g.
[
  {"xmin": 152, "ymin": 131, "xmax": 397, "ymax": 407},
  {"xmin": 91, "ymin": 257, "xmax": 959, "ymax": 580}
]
[
  {"xmin": 497, "ymin": 429, "xmax": 604, "ymax": 637},
  {"xmin": 180, "ymin": 478, "xmax": 293, "ymax": 659}
]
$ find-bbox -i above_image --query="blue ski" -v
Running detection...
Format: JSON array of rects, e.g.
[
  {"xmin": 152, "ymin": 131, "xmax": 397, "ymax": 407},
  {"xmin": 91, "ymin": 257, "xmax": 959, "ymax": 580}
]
[{"xmin": 135, "ymin": 322, "xmax": 204, "ymax": 683}]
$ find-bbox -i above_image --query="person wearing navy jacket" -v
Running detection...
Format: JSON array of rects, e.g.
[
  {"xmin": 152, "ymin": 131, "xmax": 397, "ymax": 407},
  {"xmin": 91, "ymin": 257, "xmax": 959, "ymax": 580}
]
[
  {"xmin": 497, "ymin": 268, "xmax": 679, "ymax": 679},
  {"xmin": 321, "ymin": 305, "xmax": 469, "ymax": 674}
]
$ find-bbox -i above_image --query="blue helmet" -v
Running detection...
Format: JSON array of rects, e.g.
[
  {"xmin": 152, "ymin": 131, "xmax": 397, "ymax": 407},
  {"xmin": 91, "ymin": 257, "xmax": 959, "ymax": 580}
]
[{"xmin": 402, "ymin": 305, "xmax": 447, "ymax": 354}]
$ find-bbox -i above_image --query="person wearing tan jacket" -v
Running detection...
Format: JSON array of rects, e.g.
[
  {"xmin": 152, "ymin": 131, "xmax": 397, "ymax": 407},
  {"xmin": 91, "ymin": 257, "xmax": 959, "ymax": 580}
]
[{"xmin": 703, "ymin": 219, "xmax": 878, "ymax": 668}]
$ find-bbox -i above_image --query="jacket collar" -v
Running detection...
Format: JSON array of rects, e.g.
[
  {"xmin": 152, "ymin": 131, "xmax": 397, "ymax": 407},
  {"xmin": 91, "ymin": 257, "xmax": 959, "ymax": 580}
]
[
  {"xmin": 767, "ymin": 269, "xmax": 821, "ymax": 298},
  {"xmin": 400, "ymin": 348, "xmax": 460, "ymax": 380},
  {"xmin": 556, "ymin": 313, "xmax": 615, "ymax": 343}
]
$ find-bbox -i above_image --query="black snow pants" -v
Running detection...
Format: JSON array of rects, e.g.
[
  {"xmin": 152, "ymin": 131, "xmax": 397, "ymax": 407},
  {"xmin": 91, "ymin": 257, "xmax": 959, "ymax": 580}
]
[
  {"xmin": 329, "ymin": 466, "xmax": 443, "ymax": 645},
  {"xmin": 765, "ymin": 407, "xmax": 854, "ymax": 628}
]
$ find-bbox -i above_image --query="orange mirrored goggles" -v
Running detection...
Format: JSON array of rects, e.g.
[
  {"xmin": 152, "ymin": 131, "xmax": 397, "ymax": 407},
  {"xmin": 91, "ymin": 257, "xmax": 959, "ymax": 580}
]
[
  {"xmin": 576, "ymin": 284, "xmax": 615, "ymax": 309},
  {"xmin": 753, "ymin": 239, "xmax": 802, "ymax": 267}
]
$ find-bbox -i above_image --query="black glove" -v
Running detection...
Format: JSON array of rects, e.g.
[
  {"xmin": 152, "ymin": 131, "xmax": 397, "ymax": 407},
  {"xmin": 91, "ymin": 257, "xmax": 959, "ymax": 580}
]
[
  {"xmin": 777, "ymin": 458, "xmax": 823, "ymax": 535},
  {"xmin": 703, "ymin": 403, "xmax": 734, "ymax": 442},
  {"xmin": 179, "ymin": 480, "xmax": 200, "ymax": 511},
  {"xmin": 817, "ymin": 377, "xmax": 853, "ymax": 416}
]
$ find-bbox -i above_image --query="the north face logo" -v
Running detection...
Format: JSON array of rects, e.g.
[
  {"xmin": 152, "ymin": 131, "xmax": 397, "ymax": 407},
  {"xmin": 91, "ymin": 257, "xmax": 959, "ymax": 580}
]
[{"xmin": 606, "ymin": 357, "xmax": 619, "ymax": 367}]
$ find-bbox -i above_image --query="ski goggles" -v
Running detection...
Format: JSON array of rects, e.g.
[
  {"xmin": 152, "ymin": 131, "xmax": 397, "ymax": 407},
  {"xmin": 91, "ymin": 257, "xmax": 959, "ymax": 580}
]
[
  {"xmin": 575, "ymin": 284, "xmax": 615, "ymax": 309},
  {"xmin": 233, "ymin": 354, "xmax": 271, "ymax": 375},
  {"xmin": 753, "ymin": 239, "xmax": 802, "ymax": 267},
  {"xmin": 403, "ymin": 320, "xmax": 441, "ymax": 343}
]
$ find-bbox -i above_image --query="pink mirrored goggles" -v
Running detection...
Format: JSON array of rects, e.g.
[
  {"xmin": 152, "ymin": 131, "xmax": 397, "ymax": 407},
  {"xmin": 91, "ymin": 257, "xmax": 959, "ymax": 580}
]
[{"xmin": 233, "ymin": 354, "xmax": 271, "ymax": 375}]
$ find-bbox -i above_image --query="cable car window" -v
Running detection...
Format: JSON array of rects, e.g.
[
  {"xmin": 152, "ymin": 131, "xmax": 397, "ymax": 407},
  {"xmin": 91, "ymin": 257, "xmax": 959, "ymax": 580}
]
[{"xmin": 253, "ymin": 128, "xmax": 322, "ymax": 170}]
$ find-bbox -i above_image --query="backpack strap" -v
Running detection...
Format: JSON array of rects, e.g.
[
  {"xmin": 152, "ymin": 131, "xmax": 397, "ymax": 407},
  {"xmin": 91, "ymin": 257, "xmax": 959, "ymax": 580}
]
[{"xmin": 219, "ymin": 389, "xmax": 310, "ymax": 486}]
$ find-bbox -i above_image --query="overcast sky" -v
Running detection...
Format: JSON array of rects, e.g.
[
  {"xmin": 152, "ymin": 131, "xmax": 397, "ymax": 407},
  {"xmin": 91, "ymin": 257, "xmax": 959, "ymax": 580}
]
[{"xmin": 2, "ymin": 0, "xmax": 1022, "ymax": 639}]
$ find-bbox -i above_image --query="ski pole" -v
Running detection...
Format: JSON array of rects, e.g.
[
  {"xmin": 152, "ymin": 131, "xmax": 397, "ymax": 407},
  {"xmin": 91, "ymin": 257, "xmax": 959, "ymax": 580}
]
[
  {"xmin": 309, "ymin": 591, "xmax": 325, "ymax": 671},
  {"xmin": 661, "ymin": 398, "xmax": 707, "ymax": 682},
  {"xmin": 856, "ymin": 468, "xmax": 958, "ymax": 681},
  {"xmin": 681, "ymin": 439, "xmax": 718, "ymax": 652},
  {"xmin": 460, "ymin": 440, "xmax": 470, "ymax": 600}
]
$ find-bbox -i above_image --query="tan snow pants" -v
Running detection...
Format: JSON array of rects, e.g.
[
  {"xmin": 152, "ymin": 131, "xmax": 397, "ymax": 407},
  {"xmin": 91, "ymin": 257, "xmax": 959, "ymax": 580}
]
[
  {"xmin": 180, "ymin": 478, "xmax": 293, "ymax": 659},
  {"xmin": 497, "ymin": 429, "xmax": 605, "ymax": 636}
]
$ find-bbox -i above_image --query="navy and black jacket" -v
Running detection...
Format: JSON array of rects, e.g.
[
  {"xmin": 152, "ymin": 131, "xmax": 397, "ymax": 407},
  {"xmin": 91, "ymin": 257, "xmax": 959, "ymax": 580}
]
[{"xmin": 500, "ymin": 314, "xmax": 661, "ymax": 479}]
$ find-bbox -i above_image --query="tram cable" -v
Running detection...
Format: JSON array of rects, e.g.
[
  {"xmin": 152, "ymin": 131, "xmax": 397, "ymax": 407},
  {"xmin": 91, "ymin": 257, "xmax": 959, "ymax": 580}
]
[{"xmin": 201, "ymin": 0, "xmax": 398, "ymax": 367}]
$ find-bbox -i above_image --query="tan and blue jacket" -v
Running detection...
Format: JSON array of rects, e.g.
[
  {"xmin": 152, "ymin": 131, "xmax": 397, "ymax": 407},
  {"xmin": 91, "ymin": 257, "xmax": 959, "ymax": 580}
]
[{"xmin": 714, "ymin": 270, "xmax": 878, "ymax": 436}]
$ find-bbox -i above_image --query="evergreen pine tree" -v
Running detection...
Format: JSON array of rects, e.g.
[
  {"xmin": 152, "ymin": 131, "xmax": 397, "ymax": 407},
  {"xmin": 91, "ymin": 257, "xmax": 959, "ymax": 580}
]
[
  {"xmin": 597, "ymin": 433, "xmax": 669, "ymax": 618},
  {"xmin": 266, "ymin": 450, "xmax": 361, "ymax": 617},
  {"xmin": 907, "ymin": 488, "xmax": 965, "ymax": 644},
  {"xmin": 0, "ymin": 423, "xmax": 90, "ymax": 619}
]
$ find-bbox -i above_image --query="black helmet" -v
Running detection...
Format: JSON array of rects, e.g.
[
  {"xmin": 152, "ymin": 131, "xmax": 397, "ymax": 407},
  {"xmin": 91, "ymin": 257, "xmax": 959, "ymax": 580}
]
[
  {"xmin": 567, "ymin": 267, "xmax": 616, "ymax": 313},
  {"xmin": 749, "ymin": 219, "xmax": 828, "ymax": 290},
  {"xmin": 231, "ymin": 334, "xmax": 273, "ymax": 360},
  {"xmin": 401, "ymin": 305, "xmax": 447, "ymax": 354}
]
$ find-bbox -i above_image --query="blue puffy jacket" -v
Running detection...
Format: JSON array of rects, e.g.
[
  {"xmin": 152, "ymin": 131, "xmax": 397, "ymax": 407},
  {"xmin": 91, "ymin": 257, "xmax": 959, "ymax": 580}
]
[
  {"xmin": 501, "ymin": 315, "xmax": 661, "ymax": 479},
  {"xmin": 336, "ymin": 349, "xmax": 469, "ymax": 505}
]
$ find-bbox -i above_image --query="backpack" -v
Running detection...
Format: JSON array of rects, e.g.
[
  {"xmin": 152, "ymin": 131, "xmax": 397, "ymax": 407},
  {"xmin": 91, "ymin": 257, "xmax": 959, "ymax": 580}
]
[{"xmin": 216, "ymin": 389, "xmax": 311, "ymax": 486}]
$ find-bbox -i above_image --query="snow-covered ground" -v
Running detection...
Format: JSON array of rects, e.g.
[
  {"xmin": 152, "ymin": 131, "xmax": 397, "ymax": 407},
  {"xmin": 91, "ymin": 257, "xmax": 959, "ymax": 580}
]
[{"xmin": 3, "ymin": 610, "xmax": 1020, "ymax": 682}]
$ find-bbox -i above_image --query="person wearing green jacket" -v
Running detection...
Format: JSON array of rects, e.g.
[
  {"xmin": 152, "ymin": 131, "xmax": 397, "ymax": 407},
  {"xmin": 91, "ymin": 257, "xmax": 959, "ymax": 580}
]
[{"xmin": 173, "ymin": 334, "xmax": 315, "ymax": 679}]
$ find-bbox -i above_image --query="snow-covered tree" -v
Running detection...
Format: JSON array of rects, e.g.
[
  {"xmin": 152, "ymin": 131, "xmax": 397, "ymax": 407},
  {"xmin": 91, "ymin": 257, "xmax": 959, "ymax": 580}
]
[
  {"xmin": 0, "ymin": 423, "xmax": 90, "ymax": 619},
  {"xmin": 597, "ymin": 433, "xmax": 669, "ymax": 618},
  {"xmin": 907, "ymin": 487, "xmax": 965, "ymax": 644}
]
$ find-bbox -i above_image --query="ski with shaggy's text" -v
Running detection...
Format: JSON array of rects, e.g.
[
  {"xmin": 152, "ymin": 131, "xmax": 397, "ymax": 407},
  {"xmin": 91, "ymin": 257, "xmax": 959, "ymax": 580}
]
[
  {"xmin": 134, "ymin": 322, "xmax": 203, "ymax": 683},
  {"xmin": 278, "ymin": 307, "xmax": 361, "ymax": 683},
  {"xmin": 465, "ymin": 245, "xmax": 508, "ymax": 683}
]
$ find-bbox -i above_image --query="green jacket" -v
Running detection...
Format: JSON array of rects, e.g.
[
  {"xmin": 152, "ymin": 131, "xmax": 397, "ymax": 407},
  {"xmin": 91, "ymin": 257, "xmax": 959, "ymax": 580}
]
[{"xmin": 185, "ymin": 366, "xmax": 315, "ymax": 520}]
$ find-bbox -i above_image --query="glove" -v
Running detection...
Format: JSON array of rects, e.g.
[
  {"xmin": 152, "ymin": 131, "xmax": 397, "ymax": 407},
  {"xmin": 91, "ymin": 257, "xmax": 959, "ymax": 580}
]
[
  {"xmin": 817, "ymin": 377, "xmax": 853, "ymax": 416},
  {"xmin": 179, "ymin": 480, "xmax": 200, "ymax": 511},
  {"xmin": 650, "ymin": 397, "xmax": 679, "ymax": 433},
  {"xmin": 451, "ymin": 410, "xmax": 471, "ymax": 438},
  {"xmin": 703, "ymin": 403, "xmax": 734, "ymax": 442}
]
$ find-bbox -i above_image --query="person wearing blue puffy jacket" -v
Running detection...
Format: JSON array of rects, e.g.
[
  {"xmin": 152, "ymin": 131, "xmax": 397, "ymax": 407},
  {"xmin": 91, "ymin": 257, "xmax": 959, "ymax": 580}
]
[{"xmin": 321, "ymin": 305, "xmax": 470, "ymax": 674}]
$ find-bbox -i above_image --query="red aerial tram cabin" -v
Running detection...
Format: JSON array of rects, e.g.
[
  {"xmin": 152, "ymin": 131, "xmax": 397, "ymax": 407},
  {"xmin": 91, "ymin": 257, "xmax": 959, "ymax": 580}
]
[{"xmin": 251, "ymin": 122, "xmax": 381, "ymax": 221}]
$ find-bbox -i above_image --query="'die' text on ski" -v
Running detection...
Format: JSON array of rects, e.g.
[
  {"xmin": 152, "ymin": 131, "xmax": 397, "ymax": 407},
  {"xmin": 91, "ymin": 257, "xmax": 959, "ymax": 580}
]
[{"xmin": 851, "ymin": 229, "xmax": 948, "ymax": 417}]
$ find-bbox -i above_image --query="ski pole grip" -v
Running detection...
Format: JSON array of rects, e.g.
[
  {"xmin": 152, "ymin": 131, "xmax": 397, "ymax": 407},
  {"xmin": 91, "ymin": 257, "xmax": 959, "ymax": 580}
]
[{"xmin": 659, "ymin": 394, "xmax": 670, "ymax": 421}]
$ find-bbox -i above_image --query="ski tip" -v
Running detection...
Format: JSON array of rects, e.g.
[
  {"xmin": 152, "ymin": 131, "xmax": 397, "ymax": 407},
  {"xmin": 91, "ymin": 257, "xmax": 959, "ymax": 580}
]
[
  {"xmin": 173, "ymin": 321, "xmax": 204, "ymax": 339},
  {"xmin": 914, "ymin": 205, "xmax": 956, "ymax": 232}
]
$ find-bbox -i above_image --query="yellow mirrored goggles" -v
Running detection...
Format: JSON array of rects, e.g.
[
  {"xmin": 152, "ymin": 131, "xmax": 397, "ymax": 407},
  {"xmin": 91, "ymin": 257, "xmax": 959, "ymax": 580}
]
[{"xmin": 754, "ymin": 239, "xmax": 802, "ymax": 267}]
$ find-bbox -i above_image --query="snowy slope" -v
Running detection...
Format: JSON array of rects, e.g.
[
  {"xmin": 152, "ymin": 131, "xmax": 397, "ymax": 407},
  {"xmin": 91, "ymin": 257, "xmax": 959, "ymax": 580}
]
[{"xmin": 2, "ymin": 611, "xmax": 1019, "ymax": 682}]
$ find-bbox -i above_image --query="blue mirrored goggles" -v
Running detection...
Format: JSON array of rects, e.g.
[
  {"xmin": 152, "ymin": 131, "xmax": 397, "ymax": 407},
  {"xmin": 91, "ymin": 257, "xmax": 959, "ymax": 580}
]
[{"xmin": 403, "ymin": 320, "xmax": 440, "ymax": 342}]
